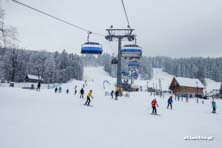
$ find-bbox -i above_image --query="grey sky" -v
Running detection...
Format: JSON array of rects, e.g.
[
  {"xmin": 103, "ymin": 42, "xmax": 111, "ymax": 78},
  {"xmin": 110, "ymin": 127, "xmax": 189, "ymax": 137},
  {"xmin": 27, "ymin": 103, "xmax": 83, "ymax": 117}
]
[{"xmin": 1, "ymin": 0, "xmax": 222, "ymax": 57}]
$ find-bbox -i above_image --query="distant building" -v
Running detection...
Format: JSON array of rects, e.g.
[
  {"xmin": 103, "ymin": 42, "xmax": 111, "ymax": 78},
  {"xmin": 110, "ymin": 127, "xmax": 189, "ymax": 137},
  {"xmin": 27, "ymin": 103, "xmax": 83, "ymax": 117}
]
[
  {"xmin": 24, "ymin": 74, "xmax": 44, "ymax": 83},
  {"xmin": 169, "ymin": 77, "xmax": 204, "ymax": 98}
]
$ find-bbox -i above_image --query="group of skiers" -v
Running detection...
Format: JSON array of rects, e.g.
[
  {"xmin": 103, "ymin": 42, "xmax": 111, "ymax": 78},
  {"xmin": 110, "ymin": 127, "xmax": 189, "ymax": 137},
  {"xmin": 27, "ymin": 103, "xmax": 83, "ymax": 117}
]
[
  {"xmin": 53, "ymin": 82, "xmax": 94, "ymax": 106},
  {"xmin": 150, "ymin": 95, "xmax": 217, "ymax": 115}
]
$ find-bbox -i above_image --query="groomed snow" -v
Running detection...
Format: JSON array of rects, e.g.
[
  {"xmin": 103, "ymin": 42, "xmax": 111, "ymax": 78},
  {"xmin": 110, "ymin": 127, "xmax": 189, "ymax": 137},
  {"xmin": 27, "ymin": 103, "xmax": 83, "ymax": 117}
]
[{"xmin": 0, "ymin": 67, "xmax": 221, "ymax": 148}]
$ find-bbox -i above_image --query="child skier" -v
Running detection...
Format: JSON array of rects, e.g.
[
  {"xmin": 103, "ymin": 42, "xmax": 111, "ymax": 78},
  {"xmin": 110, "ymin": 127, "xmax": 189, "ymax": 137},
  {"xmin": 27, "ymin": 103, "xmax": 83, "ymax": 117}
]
[
  {"xmin": 84, "ymin": 90, "xmax": 94, "ymax": 106},
  {"xmin": 212, "ymin": 99, "xmax": 217, "ymax": 113},
  {"xmin": 151, "ymin": 99, "xmax": 158, "ymax": 115},
  {"xmin": 167, "ymin": 96, "xmax": 173, "ymax": 109}
]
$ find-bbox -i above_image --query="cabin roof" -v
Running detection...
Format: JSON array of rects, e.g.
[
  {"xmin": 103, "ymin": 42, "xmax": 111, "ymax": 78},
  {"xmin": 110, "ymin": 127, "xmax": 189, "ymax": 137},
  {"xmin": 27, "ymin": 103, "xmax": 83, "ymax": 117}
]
[
  {"xmin": 175, "ymin": 77, "xmax": 204, "ymax": 88},
  {"xmin": 26, "ymin": 74, "xmax": 43, "ymax": 81}
]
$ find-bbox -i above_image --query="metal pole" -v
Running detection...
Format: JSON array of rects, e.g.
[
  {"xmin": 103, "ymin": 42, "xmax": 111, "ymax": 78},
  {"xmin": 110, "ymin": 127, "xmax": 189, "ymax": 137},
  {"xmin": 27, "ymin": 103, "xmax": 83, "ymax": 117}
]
[{"xmin": 117, "ymin": 37, "xmax": 122, "ymax": 88}]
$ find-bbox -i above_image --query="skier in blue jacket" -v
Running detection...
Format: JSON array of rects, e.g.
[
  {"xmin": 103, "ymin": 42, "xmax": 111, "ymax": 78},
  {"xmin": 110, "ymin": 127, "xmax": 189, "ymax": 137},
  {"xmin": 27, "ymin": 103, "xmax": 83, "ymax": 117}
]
[
  {"xmin": 212, "ymin": 99, "xmax": 217, "ymax": 113},
  {"xmin": 167, "ymin": 96, "xmax": 173, "ymax": 109}
]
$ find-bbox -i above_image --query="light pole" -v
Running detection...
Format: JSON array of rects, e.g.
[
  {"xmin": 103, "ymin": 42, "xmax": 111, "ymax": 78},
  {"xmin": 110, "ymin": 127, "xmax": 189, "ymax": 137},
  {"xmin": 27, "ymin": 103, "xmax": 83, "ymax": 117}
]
[{"xmin": 196, "ymin": 81, "xmax": 199, "ymax": 103}]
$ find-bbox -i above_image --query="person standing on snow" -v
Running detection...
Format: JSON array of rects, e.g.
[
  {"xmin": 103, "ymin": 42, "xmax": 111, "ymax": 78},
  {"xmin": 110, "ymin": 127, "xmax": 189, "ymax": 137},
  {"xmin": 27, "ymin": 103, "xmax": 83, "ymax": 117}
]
[
  {"xmin": 115, "ymin": 89, "xmax": 119, "ymax": 100},
  {"xmin": 59, "ymin": 87, "xmax": 62, "ymax": 93},
  {"xmin": 80, "ymin": 88, "xmax": 84, "ymax": 98},
  {"xmin": 55, "ymin": 87, "xmax": 58, "ymax": 93},
  {"xmin": 151, "ymin": 99, "xmax": 158, "ymax": 114},
  {"xmin": 84, "ymin": 90, "xmax": 94, "ymax": 106},
  {"xmin": 74, "ymin": 85, "xmax": 77, "ymax": 95},
  {"xmin": 111, "ymin": 90, "xmax": 114, "ymax": 99},
  {"xmin": 167, "ymin": 96, "xmax": 173, "ymax": 109},
  {"xmin": 212, "ymin": 99, "xmax": 217, "ymax": 113},
  {"xmin": 37, "ymin": 81, "xmax": 41, "ymax": 91}
]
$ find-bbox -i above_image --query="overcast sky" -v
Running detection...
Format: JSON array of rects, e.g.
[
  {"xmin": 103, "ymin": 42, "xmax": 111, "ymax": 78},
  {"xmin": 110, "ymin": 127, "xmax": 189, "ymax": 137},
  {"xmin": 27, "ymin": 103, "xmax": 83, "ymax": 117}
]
[{"xmin": 1, "ymin": 0, "xmax": 222, "ymax": 57}]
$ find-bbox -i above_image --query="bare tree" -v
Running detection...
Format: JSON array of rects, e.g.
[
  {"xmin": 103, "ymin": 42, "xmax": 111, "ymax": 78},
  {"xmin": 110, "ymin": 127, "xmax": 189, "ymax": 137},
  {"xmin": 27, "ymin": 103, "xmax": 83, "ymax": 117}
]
[{"xmin": 0, "ymin": 8, "xmax": 19, "ymax": 48}]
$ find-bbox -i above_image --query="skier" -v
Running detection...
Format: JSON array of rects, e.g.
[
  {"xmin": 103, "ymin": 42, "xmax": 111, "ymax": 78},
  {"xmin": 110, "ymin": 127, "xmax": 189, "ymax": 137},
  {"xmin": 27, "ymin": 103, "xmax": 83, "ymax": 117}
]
[
  {"xmin": 80, "ymin": 88, "xmax": 84, "ymax": 98},
  {"xmin": 167, "ymin": 96, "xmax": 173, "ymax": 109},
  {"xmin": 151, "ymin": 99, "xmax": 158, "ymax": 115},
  {"xmin": 84, "ymin": 90, "xmax": 94, "ymax": 106},
  {"xmin": 74, "ymin": 85, "xmax": 77, "ymax": 95},
  {"xmin": 37, "ymin": 81, "xmax": 41, "ymax": 91},
  {"xmin": 111, "ymin": 90, "xmax": 114, "ymax": 99},
  {"xmin": 115, "ymin": 89, "xmax": 119, "ymax": 100},
  {"xmin": 66, "ymin": 89, "xmax": 69, "ymax": 94},
  {"xmin": 212, "ymin": 99, "xmax": 217, "ymax": 113},
  {"xmin": 55, "ymin": 87, "xmax": 58, "ymax": 93},
  {"xmin": 59, "ymin": 87, "xmax": 62, "ymax": 93}
]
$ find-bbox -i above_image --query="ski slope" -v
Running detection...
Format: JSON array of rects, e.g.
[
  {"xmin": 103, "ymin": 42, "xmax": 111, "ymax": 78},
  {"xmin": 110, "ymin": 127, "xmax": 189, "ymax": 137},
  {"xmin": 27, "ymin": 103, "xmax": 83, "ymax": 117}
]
[{"xmin": 0, "ymin": 67, "xmax": 221, "ymax": 148}]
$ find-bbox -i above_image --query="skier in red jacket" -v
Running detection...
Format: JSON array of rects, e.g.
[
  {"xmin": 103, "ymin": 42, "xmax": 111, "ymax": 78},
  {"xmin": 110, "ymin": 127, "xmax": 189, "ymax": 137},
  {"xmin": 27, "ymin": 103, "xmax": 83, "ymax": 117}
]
[{"xmin": 151, "ymin": 99, "xmax": 158, "ymax": 114}]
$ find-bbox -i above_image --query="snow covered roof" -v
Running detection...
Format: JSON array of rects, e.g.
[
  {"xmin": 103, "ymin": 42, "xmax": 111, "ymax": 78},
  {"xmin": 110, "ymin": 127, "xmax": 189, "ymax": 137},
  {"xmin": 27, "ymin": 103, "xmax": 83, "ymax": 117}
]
[
  {"xmin": 175, "ymin": 77, "xmax": 204, "ymax": 88},
  {"xmin": 26, "ymin": 74, "xmax": 43, "ymax": 80}
]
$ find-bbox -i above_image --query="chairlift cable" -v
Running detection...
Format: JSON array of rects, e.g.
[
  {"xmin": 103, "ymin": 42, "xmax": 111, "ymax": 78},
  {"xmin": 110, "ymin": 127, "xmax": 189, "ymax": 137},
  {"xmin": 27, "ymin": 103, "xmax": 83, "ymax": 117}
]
[
  {"xmin": 121, "ymin": 0, "xmax": 131, "ymax": 27},
  {"xmin": 11, "ymin": 0, "xmax": 105, "ymax": 36}
]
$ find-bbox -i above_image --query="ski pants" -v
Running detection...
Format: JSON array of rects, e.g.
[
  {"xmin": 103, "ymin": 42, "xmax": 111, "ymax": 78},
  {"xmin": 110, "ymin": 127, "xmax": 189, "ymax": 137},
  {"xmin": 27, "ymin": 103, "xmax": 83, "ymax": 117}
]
[
  {"xmin": 212, "ymin": 107, "xmax": 216, "ymax": 113},
  {"xmin": 85, "ymin": 96, "xmax": 91, "ymax": 105},
  {"xmin": 152, "ymin": 106, "xmax": 157, "ymax": 114},
  {"xmin": 167, "ymin": 103, "xmax": 172, "ymax": 109}
]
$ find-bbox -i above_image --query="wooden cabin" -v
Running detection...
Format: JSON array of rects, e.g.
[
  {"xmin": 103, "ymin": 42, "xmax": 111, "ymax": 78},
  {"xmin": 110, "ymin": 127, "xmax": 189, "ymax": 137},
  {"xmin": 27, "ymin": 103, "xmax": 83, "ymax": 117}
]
[
  {"xmin": 169, "ymin": 77, "xmax": 204, "ymax": 98},
  {"xmin": 24, "ymin": 74, "xmax": 44, "ymax": 83}
]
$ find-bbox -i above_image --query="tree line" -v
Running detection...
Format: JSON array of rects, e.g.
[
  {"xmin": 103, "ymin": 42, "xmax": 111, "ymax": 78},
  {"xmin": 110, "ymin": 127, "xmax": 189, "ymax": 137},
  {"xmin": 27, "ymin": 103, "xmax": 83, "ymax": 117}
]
[{"xmin": 0, "ymin": 48, "xmax": 83, "ymax": 83}]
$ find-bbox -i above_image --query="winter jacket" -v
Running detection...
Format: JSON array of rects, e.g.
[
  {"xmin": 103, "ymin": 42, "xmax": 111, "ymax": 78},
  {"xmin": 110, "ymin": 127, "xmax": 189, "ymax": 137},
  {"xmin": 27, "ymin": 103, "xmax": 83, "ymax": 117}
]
[
  {"xmin": 212, "ymin": 101, "xmax": 216, "ymax": 108},
  {"xmin": 151, "ymin": 100, "xmax": 158, "ymax": 107},
  {"xmin": 168, "ymin": 97, "xmax": 173, "ymax": 104},
  {"xmin": 87, "ymin": 92, "xmax": 93, "ymax": 98},
  {"xmin": 80, "ymin": 89, "xmax": 84, "ymax": 94}
]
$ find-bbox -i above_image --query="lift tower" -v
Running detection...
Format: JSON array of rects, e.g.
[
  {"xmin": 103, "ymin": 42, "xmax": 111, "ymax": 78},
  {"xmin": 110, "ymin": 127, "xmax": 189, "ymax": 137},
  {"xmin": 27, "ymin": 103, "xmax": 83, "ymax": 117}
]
[{"xmin": 105, "ymin": 28, "xmax": 135, "ymax": 88}]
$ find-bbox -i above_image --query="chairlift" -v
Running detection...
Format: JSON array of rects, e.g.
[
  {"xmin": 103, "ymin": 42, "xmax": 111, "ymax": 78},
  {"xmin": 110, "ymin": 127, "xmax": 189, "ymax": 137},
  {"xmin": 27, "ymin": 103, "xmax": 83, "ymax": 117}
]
[
  {"xmin": 121, "ymin": 44, "xmax": 142, "ymax": 59},
  {"xmin": 81, "ymin": 32, "xmax": 103, "ymax": 54},
  {"xmin": 128, "ymin": 60, "xmax": 139, "ymax": 68}
]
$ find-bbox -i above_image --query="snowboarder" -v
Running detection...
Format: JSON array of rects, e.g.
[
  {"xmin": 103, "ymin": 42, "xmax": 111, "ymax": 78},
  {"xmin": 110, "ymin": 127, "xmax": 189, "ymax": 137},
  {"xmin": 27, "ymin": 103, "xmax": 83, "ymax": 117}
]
[
  {"xmin": 111, "ymin": 90, "xmax": 114, "ymax": 99},
  {"xmin": 37, "ymin": 81, "xmax": 41, "ymax": 91},
  {"xmin": 66, "ymin": 89, "xmax": 69, "ymax": 94},
  {"xmin": 151, "ymin": 99, "xmax": 158, "ymax": 114},
  {"xmin": 55, "ymin": 87, "xmax": 58, "ymax": 93},
  {"xmin": 212, "ymin": 99, "xmax": 217, "ymax": 113},
  {"xmin": 84, "ymin": 90, "xmax": 94, "ymax": 106},
  {"xmin": 167, "ymin": 96, "xmax": 173, "ymax": 109},
  {"xmin": 59, "ymin": 87, "xmax": 62, "ymax": 93},
  {"xmin": 80, "ymin": 88, "xmax": 84, "ymax": 98},
  {"xmin": 74, "ymin": 85, "xmax": 77, "ymax": 95}
]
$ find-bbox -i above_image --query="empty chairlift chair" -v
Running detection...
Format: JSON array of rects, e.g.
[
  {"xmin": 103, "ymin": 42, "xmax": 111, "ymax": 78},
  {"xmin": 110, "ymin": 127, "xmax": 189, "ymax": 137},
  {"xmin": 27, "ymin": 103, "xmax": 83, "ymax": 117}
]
[
  {"xmin": 128, "ymin": 60, "xmax": 140, "ymax": 68},
  {"xmin": 81, "ymin": 42, "xmax": 103, "ymax": 54},
  {"xmin": 121, "ymin": 44, "xmax": 142, "ymax": 59},
  {"xmin": 131, "ymin": 72, "xmax": 139, "ymax": 79},
  {"xmin": 81, "ymin": 32, "xmax": 103, "ymax": 54}
]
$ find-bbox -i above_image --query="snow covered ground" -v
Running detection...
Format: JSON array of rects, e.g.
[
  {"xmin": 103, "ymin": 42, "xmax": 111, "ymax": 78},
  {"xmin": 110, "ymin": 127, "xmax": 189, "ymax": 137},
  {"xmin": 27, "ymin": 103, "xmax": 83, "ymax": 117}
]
[{"xmin": 0, "ymin": 67, "xmax": 222, "ymax": 148}]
